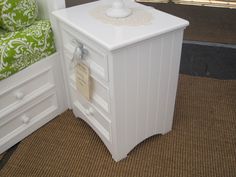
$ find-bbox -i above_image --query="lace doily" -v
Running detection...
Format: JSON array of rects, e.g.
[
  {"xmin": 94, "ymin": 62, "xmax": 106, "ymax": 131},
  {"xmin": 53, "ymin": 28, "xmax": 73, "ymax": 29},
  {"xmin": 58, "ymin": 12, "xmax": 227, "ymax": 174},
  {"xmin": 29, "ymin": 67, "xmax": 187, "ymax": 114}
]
[{"xmin": 90, "ymin": 6, "xmax": 153, "ymax": 26}]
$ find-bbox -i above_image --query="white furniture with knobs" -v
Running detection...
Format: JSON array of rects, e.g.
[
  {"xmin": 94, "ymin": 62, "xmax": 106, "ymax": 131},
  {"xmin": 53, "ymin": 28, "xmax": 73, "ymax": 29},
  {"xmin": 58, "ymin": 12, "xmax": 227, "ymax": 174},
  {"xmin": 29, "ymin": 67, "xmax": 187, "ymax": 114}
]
[
  {"xmin": 53, "ymin": 0, "xmax": 189, "ymax": 161},
  {"xmin": 0, "ymin": 0, "xmax": 67, "ymax": 154}
]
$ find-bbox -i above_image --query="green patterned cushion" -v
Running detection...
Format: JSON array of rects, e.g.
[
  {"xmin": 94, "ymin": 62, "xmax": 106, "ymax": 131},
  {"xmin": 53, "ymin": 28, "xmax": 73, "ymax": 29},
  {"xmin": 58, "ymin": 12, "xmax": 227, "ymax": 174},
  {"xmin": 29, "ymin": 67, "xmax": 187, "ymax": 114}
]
[
  {"xmin": 0, "ymin": 0, "xmax": 38, "ymax": 31},
  {"xmin": 0, "ymin": 0, "xmax": 4, "ymax": 27},
  {"xmin": 0, "ymin": 27, "xmax": 6, "ymax": 35},
  {"xmin": 0, "ymin": 20, "xmax": 56, "ymax": 80}
]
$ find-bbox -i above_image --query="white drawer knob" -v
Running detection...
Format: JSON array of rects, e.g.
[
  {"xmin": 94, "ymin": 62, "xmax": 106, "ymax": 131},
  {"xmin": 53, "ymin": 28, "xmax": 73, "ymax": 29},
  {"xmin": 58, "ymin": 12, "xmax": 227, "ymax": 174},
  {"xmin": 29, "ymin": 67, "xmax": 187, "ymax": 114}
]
[
  {"xmin": 85, "ymin": 107, "xmax": 94, "ymax": 115},
  {"xmin": 21, "ymin": 115, "xmax": 30, "ymax": 124},
  {"xmin": 15, "ymin": 91, "xmax": 25, "ymax": 100}
]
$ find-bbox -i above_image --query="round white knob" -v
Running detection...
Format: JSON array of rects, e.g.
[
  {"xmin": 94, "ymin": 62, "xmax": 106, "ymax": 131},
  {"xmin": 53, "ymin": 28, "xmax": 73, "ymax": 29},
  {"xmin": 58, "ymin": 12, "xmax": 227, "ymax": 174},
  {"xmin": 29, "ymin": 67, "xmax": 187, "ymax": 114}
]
[
  {"xmin": 88, "ymin": 107, "xmax": 94, "ymax": 115},
  {"xmin": 21, "ymin": 115, "xmax": 30, "ymax": 124},
  {"xmin": 85, "ymin": 107, "xmax": 94, "ymax": 115},
  {"xmin": 15, "ymin": 91, "xmax": 24, "ymax": 100},
  {"xmin": 85, "ymin": 109, "xmax": 90, "ymax": 115}
]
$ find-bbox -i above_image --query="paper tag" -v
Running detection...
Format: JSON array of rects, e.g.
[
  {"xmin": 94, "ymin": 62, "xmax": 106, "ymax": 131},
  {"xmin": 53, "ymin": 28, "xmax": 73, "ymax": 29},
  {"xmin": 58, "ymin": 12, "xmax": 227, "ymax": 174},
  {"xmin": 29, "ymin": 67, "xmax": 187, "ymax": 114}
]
[{"xmin": 75, "ymin": 62, "xmax": 90, "ymax": 100}]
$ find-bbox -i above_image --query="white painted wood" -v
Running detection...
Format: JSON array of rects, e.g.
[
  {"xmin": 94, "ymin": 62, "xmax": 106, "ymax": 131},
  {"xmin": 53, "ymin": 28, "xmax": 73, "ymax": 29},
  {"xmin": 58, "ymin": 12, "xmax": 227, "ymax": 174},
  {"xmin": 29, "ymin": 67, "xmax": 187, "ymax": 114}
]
[
  {"xmin": 109, "ymin": 30, "xmax": 186, "ymax": 160},
  {"xmin": 52, "ymin": 0, "xmax": 189, "ymax": 50},
  {"xmin": 147, "ymin": 37, "xmax": 162, "ymax": 136},
  {"xmin": 70, "ymin": 86, "xmax": 111, "ymax": 135},
  {"xmin": 0, "ymin": 67, "xmax": 54, "ymax": 113},
  {"xmin": 36, "ymin": 0, "xmax": 65, "ymax": 19},
  {"xmin": 0, "ymin": 54, "xmax": 66, "ymax": 154},
  {"xmin": 162, "ymin": 30, "xmax": 184, "ymax": 134},
  {"xmin": 0, "ymin": 0, "xmax": 67, "ymax": 154},
  {"xmin": 69, "ymin": 74, "xmax": 110, "ymax": 116},
  {"xmin": 0, "ymin": 93, "xmax": 58, "ymax": 154},
  {"xmin": 62, "ymin": 26, "xmax": 109, "ymax": 82},
  {"xmin": 53, "ymin": 0, "xmax": 188, "ymax": 161},
  {"xmin": 0, "ymin": 83, "xmax": 55, "ymax": 126},
  {"xmin": 0, "ymin": 89, "xmax": 57, "ymax": 140}
]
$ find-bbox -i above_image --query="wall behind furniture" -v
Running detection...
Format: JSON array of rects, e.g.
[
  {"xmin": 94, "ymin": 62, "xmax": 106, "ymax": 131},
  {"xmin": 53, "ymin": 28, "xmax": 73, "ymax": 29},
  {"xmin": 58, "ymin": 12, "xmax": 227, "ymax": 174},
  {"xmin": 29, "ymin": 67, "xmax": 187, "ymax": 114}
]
[
  {"xmin": 66, "ymin": 0, "xmax": 96, "ymax": 7},
  {"xmin": 141, "ymin": 2, "xmax": 236, "ymax": 44}
]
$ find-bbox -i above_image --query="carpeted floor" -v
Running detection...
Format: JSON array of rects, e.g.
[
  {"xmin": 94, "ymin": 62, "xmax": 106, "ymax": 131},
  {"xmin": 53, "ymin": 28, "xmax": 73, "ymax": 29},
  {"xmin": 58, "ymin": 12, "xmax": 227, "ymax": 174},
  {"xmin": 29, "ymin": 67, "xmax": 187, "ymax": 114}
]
[
  {"xmin": 0, "ymin": 145, "xmax": 18, "ymax": 171},
  {"xmin": 0, "ymin": 74, "xmax": 235, "ymax": 177}
]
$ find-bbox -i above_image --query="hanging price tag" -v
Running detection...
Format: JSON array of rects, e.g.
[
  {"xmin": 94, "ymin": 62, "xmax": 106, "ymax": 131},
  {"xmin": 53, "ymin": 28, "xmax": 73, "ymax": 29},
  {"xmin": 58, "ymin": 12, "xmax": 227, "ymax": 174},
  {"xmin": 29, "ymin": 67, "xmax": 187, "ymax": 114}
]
[
  {"xmin": 71, "ymin": 40, "xmax": 91, "ymax": 100},
  {"xmin": 75, "ymin": 62, "xmax": 91, "ymax": 101}
]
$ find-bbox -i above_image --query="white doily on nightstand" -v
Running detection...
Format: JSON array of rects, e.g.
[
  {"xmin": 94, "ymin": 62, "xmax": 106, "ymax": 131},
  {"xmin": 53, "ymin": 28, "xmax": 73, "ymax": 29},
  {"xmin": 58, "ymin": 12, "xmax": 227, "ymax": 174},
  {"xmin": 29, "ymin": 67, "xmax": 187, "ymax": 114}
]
[{"xmin": 90, "ymin": 6, "xmax": 153, "ymax": 26}]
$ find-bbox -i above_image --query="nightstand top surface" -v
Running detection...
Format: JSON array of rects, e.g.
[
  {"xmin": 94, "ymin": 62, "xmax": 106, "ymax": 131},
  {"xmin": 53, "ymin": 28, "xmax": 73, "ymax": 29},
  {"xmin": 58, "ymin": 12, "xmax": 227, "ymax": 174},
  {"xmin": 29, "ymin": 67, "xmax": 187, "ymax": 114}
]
[{"xmin": 53, "ymin": 0, "xmax": 189, "ymax": 50}]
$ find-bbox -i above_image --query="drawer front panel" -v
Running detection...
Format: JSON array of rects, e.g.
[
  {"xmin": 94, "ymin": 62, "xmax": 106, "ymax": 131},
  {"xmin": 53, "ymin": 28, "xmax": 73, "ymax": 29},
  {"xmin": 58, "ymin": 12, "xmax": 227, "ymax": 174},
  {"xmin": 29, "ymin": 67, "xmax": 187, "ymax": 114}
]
[
  {"xmin": 0, "ymin": 91, "xmax": 58, "ymax": 140},
  {"xmin": 69, "ymin": 74, "xmax": 110, "ymax": 116},
  {"xmin": 0, "ymin": 68, "xmax": 54, "ymax": 114},
  {"xmin": 70, "ymin": 86, "xmax": 111, "ymax": 140},
  {"xmin": 62, "ymin": 28, "xmax": 109, "ymax": 82}
]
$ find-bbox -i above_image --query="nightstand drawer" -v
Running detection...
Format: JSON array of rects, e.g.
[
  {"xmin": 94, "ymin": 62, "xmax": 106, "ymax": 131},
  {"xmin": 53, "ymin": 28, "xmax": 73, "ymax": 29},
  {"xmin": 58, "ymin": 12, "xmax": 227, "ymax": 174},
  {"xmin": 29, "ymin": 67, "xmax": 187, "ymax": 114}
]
[
  {"xmin": 69, "ymin": 74, "xmax": 110, "ymax": 116},
  {"xmin": 0, "ymin": 68, "xmax": 55, "ymax": 115},
  {"xmin": 62, "ymin": 28, "xmax": 109, "ymax": 82},
  {"xmin": 72, "ymin": 91, "xmax": 111, "ymax": 143},
  {"xmin": 0, "ymin": 91, "xmax": 58, "ymax": 141}
]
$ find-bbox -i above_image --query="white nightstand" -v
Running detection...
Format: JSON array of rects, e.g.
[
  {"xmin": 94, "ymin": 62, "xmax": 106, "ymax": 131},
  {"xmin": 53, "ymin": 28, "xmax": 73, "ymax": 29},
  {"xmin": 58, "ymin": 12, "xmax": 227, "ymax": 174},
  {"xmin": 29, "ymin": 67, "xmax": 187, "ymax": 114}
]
[{"xmin": 53, "ymin": 0, "xmax": 189, "ymax": 161}]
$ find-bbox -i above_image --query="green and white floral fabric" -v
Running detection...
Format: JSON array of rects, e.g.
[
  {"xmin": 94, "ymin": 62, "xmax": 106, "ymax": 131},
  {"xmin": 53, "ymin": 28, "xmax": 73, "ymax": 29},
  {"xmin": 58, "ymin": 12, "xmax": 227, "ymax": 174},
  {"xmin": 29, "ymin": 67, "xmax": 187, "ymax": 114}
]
[
  {"xmin": 0, "ymin": 0, "xmax": 38, "ymax": 31},
  {"xmin": 0, "ymin": 27, "xmax": 6, "ymax": 35},
  {"xmin": 0, "ymin": 0, "xmax": 4, "ymax": 27},
  {"xmin": 0, "ymin": 20, "xmax": 56, "ymax": 80}
]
